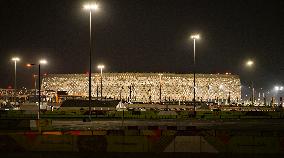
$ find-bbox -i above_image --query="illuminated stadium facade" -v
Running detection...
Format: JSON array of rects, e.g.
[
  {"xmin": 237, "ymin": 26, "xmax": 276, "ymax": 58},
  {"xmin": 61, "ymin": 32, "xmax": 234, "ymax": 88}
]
[{"xmin": 42, "ymin": 73, "xmax": 241, "ymax": 103}]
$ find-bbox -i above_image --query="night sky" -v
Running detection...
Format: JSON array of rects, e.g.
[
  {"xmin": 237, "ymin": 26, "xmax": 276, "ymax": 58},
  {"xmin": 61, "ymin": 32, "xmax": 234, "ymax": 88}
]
[{"xmin": 0, "ymin": 0, "xmax": 283, "ymax": 92}]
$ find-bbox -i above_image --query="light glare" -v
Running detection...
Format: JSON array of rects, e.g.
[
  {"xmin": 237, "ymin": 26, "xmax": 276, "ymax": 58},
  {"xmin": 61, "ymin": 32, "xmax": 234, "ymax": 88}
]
[
  {"xmin": 246, "ymin": 60, "xmax": 254, "ymax": 67},
  {"xmin": 39, "ymin": 59, "xmax": 48, "ymax": 65},
  {"xmin": 97, "ymin": 65, "xmax": 105, "ymax": 69},
  {"xmin": 83, "ymin": 3, "xmax": 99, "ymax": 11},
  {"xmin": 190, "ymin": 34, "xmax": 200, "ymax": 40},
  {"xmin": 11, "ymin": 57, "xmax": 20, "ymax": 61}
]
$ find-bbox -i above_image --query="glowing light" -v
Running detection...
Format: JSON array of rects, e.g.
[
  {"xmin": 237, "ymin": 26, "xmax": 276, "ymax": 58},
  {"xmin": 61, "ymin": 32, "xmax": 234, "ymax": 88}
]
[
  {"xmin": 246, "ymin": 60, "xmax": 254, "ymax": 67},
  {"xmin": 83, "ymin": 3, "xmax": 99, "ymax": 11},
  {"xmin": 11, "ymin": 57, "xmax": 20, "ymax": 61},
  {"xmin": 41, "ymin": 73, "xmax": 241, "ymax": 103},
  {"xmin": 190, "ymin": 34, "xmax": 200, "ymax": 40},
  {"xmin": 275, "ymin": 86, "xmax": 279, "ymax": 91},
  {"xmin": 39, "ymin": 59, "xmax": 48, "ymax": 65},
  {"xmin": 26, "ymin": 64, "xmax": 35, "ymax": 67},
  {"xmin": 97, "ymin": 65, "xmax": 105, "ymax": 69}
]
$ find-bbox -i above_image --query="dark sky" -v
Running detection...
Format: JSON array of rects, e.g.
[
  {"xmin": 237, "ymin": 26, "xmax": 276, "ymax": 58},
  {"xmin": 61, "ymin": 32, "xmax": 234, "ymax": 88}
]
[{"xmin": 0, "ymin": 0, "xmax": 284, "ymax": 90}]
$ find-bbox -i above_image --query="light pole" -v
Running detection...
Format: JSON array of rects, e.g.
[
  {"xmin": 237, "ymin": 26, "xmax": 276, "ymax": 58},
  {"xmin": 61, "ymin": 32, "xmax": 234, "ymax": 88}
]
[
  {"xmin": 190, "ymin": 34, "xmax": 200, "ymax": 115},
  {"xmin": 96, "ymin": 74, "xmax": 99, "ymax": 99},
  {"xmin": 246, "ymin": 59, "xmax": 254, "ymax": 106},
  {"xmin": 11, "ymin": 57, "xmax": 20, "ymax": 102},
  {"xmin": 27, "ymin": 59, "xmax": 47, "ymax": 120},
  {"xmin": 83, "ymin": 3, "xmax": 99, "ymax": 118},
  {"xmin": 38, "ymin": 60, "xmax": 47, "ymax": 120},
  {"xmin": 27, "ymin": 64, "xmax": 38, "ymax": 103},
  {"xmin": 97, "ymin": 65, "xmax": 104, "ymax": 100},
  {"xmin": 158, "ymin": 73, "xmax": 163, "ymax": 104},
  {"xmin": 33, "ymin": 74, "xmax": 38, "ymax": 102}
]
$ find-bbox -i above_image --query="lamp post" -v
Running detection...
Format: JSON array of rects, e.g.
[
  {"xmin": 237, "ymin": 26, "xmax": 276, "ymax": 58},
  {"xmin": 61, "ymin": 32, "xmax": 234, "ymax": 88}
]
[
  {"xmin": 27, "ymin": 64, "xmax": 38, "ymax": 103},
  {"xmin": 246, "ymin": 60, "xmax": 254, "ymax": 106},
  {"xmin": 190, "ymin": 34, "xmax": 200, "ymax": 115},
  {"xmin": 11, "ymin": 57, "xmax": 20, "ymax": 102},
  {"xmin": 33, "ymin": 74, "xmax": 37, "ymax": 102},
  {"xmin": 38, "ymin": 60, "xmax": 47, "ymax": 120},
  {"xmin": 97, "ymin": 65, "xmax": 104, "ymax": 100},
  {"xmin": 83, "ymin": 3, "xmax": 100, "ymax": 118},
  {"xmin": 27, "ymin": 59, "xmax": 47, "ymax": 120},
  {"xmin": 96, "ymin": 74, "xmax": 99, "ymax": 99},
  {"xmin": 158, "ymin": 73, "xmax": 163, "ymax": 104}
]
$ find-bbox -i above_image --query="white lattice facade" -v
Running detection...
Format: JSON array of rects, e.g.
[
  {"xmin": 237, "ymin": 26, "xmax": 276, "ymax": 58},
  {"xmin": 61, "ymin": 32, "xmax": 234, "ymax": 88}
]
[{"xmin": 42, "ymin": 73, "xmax": 241, "ymax": 103}]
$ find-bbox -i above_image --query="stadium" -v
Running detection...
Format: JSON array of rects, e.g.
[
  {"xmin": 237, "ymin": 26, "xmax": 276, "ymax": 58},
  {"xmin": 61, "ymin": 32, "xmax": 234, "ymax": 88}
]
[{"xmin": 41, "ymin": 73, "xmax": 241, "ymax": 104}]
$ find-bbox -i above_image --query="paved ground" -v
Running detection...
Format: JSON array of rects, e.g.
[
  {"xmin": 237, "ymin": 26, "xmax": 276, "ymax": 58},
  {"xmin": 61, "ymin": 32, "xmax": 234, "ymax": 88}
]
[{"xmin": 50, "ymin": 119, "xmax": 284, "ymax": 131}]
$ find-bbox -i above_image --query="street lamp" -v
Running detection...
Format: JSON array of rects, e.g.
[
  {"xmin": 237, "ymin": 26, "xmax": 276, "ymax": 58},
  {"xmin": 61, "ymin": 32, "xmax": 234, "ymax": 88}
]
[
  {"xmin": 83, "ymin": 3, "xmax": 99, "ymax": 10},
  {"xmin": 11, "ymin": 57, "xmax": 20, "ymax": 102},
  {"xmin": 190, "ymin": 34, "xmax": 200, "ymax": 115},
  {"xmin": 83, "ymin": 2, "xmax": 100, "ymax": 119},
  {"xmin": 245, "ymin": 59, "xmax": 254, "ymax": 106},
  {"xmin": 38, "ymin": 59, "xmax": 47, "ymax": 118},
  {"xmin": 27, "ymin": 64, "xmax": 38, "ymax": 102},
  {"xmin": 97, "ymin": 65, "xmax": 105, "ymax": 100},
  {"xmin": 27, "ymin": 59, "xmax": 47, "ymax": 120}
]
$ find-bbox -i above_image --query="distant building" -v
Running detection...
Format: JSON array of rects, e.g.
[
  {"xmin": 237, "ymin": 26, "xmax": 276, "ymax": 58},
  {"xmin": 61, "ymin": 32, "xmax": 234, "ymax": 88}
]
[{"xmin": 42, "ymin": 73, "xmax": 241, "ymax": 103}]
